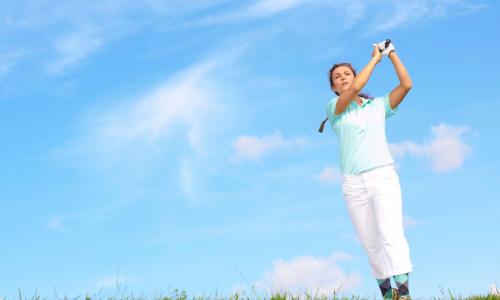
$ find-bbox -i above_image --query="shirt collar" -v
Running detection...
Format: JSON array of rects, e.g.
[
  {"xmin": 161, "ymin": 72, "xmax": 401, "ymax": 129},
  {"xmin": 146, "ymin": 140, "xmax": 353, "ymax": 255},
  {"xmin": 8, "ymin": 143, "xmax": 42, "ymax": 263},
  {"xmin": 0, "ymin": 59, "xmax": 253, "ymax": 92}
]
[{"xmin": 351, "ymin": 96, "xmax": 373, "ymax": 108}]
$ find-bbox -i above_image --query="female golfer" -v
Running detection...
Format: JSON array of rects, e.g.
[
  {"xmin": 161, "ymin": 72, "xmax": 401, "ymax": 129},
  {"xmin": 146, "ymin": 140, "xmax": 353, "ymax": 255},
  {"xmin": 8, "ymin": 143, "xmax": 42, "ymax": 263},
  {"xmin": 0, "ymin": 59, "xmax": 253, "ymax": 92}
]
[{"xmin": 322, "ymin": 41, "xmax": 413, "ymax": 300}]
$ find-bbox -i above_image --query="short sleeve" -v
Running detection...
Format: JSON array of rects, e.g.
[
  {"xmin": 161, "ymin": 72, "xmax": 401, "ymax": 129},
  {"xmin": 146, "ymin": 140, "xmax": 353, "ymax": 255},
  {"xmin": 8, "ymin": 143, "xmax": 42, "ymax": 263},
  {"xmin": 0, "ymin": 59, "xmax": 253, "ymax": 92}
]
[
  {"xmin": 325, "ymin": 96, "xmax": 341, "ymax": 123},
  {"xmin": 381, "ymin": 93, "xmax": 397, "ymax": 118}
]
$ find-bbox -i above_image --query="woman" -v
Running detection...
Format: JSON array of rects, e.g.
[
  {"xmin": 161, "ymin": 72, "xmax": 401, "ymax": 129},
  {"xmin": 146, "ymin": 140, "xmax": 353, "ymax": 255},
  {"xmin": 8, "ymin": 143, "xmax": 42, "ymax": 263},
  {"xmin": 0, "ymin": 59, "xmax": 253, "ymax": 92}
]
[{"xmin": 322, "ymin": 41, "xmax": 413, "ymax": 300}]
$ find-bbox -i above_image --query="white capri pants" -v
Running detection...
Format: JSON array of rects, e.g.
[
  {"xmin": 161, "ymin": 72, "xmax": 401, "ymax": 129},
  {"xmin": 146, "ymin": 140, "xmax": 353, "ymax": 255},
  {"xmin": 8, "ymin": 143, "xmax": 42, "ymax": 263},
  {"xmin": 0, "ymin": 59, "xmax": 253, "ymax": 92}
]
[{"xmin": 342, "ymin": 164, "xmax": 413, "ymax": 279}]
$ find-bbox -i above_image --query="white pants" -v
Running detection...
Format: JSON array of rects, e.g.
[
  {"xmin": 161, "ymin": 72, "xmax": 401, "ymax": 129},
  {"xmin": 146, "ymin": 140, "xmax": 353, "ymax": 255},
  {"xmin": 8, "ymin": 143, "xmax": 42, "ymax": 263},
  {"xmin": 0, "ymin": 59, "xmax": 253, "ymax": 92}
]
[{"xmin": 342, "ymin": 164, "xmax": 413, "ymax": 279}]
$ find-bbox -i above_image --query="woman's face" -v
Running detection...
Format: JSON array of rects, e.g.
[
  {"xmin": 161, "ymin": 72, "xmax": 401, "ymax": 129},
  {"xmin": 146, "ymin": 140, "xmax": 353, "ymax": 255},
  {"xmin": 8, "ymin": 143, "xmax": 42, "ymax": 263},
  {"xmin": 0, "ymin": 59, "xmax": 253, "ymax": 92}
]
[{"xmin": 331, "ymin": 65, "xmax": 355, "ymax": 94}]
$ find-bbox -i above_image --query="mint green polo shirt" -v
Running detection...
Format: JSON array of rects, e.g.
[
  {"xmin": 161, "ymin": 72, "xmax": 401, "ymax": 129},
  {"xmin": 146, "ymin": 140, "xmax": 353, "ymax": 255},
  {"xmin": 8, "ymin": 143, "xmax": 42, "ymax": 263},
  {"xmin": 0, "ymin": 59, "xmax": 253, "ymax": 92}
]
[{"xmin": 325, "ymin": 94, "xmax": 397, "ymax": 175}]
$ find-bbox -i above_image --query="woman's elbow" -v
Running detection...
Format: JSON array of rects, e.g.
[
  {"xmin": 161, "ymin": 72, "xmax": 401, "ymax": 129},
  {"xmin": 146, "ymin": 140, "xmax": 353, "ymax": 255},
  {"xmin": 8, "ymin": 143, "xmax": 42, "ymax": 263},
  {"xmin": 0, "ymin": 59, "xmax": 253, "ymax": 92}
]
[{"xmin": 402, "ymin": 82, "xmax": 413, "ymax": 90}]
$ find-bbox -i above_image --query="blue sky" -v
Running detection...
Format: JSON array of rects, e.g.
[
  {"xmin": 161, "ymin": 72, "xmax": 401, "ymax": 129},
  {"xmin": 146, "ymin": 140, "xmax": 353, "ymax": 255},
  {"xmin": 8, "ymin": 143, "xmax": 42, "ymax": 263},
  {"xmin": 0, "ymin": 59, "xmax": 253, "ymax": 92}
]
[{"xmin": 1, "ymin": 0, "xmax": 499, "ymax": 299}]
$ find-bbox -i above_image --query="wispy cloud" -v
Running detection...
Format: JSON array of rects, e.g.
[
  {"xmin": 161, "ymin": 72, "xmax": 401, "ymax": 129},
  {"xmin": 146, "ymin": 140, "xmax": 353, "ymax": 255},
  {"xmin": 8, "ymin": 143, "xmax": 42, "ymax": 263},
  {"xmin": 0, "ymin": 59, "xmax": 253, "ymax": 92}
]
[
  {"xmin": 0, "ymin": 1, "xmax": 232, "ymax": 75},
  {"xmin": 56, "ymin": 59, "xmax": 220, "ymax": 168},
  {"xmin": 182, "ymin": 0, "xmax": 484, "ymax": 35},
  {"xmin": 1, "ymin": 0, "xmax": 485, "ymax": 77},
  {"xmin": 232, "ymin": 131, "xmax": 306, "ymax": 162},
  {"xmin": 367, "ymin": 0, "xmax": 487, "ymax": 34},
  {"xmin": 315, "ymin": 165, "xmax": 342, "ymax": 184},
  {"xmin": 52, "ymin": 45, "xmax": 249, "ymax": 204},
  {"xmin": 46, "ymin": 29, "xmax": 104, "ymax": 74},
  {"xmin": 389, "ymin": 123, "xmax": 472, "ymax": 172},
  {"xmin": 403, "ymin": 215, "xmax": 422, "ymax": 228},
  {"xmin": 185, "ymin": 0, "xmax": 368, "ymax": 27},
  {"xmin": 241, "ymin": 0, "xmax": 308, "ymax": 17},
  {"xmin": 95, "ymin": 272, "xmax": 129, "ymax": 289},
  {"xmin": 184, "ymin": 0, "xmax": 310, "ymax": 27},
  {"xmin": 0, "ymin": 50, "xmax": 25, "ymax": 76},
  {"xmin": 44, "ymin": 216, "xmax": 65, "ymax": 231},
  {"xmin": 254, "ymin": 252, "xmax": 362, "ymax": 296}
]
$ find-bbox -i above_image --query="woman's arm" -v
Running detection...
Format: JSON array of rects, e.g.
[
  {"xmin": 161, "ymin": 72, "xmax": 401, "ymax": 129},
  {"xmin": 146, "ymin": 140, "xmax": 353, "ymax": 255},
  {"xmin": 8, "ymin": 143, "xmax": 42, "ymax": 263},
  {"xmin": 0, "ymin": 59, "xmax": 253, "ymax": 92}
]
[
  {"xmin": 388, "ymin": 51, "xmax": 412, "ymax": 110},
  {"xmin": 335, "ymin": 46, "xmax": 382, "ymax": 115}
]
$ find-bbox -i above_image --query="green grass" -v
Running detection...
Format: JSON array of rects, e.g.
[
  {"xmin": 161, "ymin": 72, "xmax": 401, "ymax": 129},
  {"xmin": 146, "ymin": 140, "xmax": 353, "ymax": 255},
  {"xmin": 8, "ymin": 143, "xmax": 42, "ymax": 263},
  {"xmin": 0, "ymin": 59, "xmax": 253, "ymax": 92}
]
[{"xmin": 9, "ymin": 287, "xmax": 500, "ymax": 300}]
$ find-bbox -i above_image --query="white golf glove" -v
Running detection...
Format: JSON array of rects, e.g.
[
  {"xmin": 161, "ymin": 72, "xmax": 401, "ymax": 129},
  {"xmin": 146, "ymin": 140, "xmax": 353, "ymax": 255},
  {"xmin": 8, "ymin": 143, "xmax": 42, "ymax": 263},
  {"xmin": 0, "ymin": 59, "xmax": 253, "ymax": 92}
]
[{"xmin": 373, "ymin": 39, "xmax": 396, "ymax": 56}]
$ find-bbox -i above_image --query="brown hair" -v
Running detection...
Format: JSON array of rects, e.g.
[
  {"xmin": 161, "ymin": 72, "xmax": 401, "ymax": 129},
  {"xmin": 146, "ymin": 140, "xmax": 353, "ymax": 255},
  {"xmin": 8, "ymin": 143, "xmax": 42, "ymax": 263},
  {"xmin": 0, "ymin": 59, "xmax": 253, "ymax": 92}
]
[
  {"xmin": 328, "ymin": 62, "xmax": 371, "ymax": 99},
  {"xmin": 318, "ymin": 63, "xmax": 372, "ymax": 133}
]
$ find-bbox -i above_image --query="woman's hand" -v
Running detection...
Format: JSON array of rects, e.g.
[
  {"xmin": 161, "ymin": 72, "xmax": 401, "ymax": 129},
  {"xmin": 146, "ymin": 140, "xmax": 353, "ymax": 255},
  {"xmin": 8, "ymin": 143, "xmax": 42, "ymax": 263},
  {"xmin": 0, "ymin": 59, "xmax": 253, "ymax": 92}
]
[{"xmin": 371, "ymin": 45, "xmax": 382, "ymax": 64}]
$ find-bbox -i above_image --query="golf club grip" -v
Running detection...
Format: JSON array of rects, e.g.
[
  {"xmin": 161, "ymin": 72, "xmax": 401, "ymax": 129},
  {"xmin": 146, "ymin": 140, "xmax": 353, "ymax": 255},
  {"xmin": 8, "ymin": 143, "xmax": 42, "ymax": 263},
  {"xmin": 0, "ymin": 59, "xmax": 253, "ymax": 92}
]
[{"xmin": 384, "ymin": 39, "xmax": 391, "ymax": 49}]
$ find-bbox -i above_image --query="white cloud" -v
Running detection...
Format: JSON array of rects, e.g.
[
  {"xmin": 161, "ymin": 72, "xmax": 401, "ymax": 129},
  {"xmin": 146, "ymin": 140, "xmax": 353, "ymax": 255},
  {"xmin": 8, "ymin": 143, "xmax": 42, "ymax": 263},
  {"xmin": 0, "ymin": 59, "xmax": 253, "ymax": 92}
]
[
  {"xmin": 403, "ymin": 215, "xmax": 422, "ymax": 228},
  {"xmin": 47, "ymin": 29, "xmax": 103, "ymax": 74},
  {"xmin": 246, "ymin": 0, "xmax": 307, "ymax": 17},
  {"xmin": 0, "ymin": 1, "xmax": 234, "ymax": 75},
  {"xmin": 2, "ymin": 1, "xmax": 485, "ymax": 77},
  {"xmin": 52, "ymin": 55, "xmax": 237, "ymax": 205},
  {"xmin": 185, "ymin": 0, "xmax": 310, "ymax": 26},
  {"xmin": 368, "ymin": 0, "xmax": 487, "ymax": 34},
  {"xmin": 255, "ymin": 252, "xmax": 362, "ymax": 297},
  {"xmin": 0, "ymin": 50, "xmax": 25, "ymax": 76},
  {"xmin": 182, "ymin": 0, "xmax": 484, "ymax": 34},
  {"xmin": 232, "ymin": 131, "xmax": 306, "ymax": 162},
  {"xmin": 389, "ymin": 123, "xmax": 472, "ymax": 172},
  {"xmin": 96, "ymin": 273, "xmax": 128, "ymax": 289},
  {"xmin": 44, "ymin": 216, "xmax": 65, "ymax": 231},
  {"xmin": 57, "ymin": 59, "xmax": 220, "ymax": 166},
  {"xmin": 316, "ymin": 165, "xmax": 342, "ymax": 184},
  {"xmin": 426, "ymin": 124, "xmax": 472, "ymax": 172}
]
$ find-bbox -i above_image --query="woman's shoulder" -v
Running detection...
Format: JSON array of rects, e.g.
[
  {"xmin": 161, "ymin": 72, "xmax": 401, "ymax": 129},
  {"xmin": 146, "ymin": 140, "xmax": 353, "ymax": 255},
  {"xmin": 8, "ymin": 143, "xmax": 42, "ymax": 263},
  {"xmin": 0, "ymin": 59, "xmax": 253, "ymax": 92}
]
[
  {"xmin": 328, "ymin": 95, "xmax": 339, "ymax": 104},
  {"xmin": 326, "ymin": 96, "xmax": 339, "ymax": 108},
  {"xmin": 325, "ymin": 96, "xmax": 339, "ymax": 112},
  {"xmin": 326, "ymin": 96, "xmax": 343, "ymax": 122}
]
